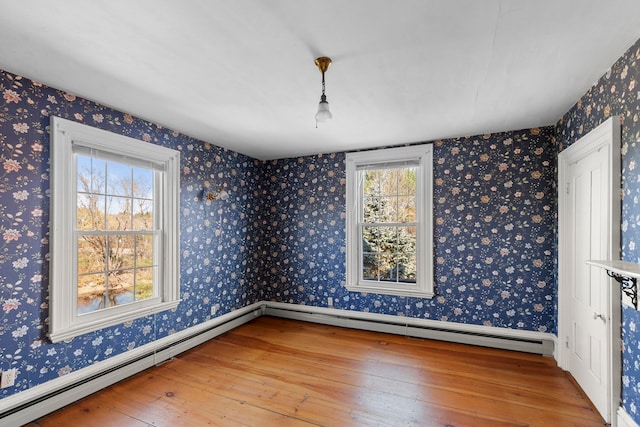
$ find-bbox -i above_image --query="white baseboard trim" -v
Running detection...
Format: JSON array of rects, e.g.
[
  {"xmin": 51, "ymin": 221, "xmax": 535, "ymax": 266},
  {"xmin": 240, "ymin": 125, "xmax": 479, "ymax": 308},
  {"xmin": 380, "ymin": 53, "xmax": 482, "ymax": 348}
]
[
  {"xmin": 0, "ymin": 302, "xmax": 264, "ymax": 427},
  {"xmin": 0, "ymin": 301, "xmax": 557, "ymax": 426},
  {"xmin": 264, "ymin": 302, "xmax": 555, "ymax": 355},
  {"xmin": 619, "ymin": 407, "xmax": 640, "ymax": 427}
]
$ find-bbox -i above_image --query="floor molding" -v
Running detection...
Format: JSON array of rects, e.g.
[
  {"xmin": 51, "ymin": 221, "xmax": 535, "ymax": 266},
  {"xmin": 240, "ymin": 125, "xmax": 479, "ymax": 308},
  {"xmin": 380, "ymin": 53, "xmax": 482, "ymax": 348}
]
[{"xmin": 619, "ymin": 407, "xmax": 640, "ymax": 427}]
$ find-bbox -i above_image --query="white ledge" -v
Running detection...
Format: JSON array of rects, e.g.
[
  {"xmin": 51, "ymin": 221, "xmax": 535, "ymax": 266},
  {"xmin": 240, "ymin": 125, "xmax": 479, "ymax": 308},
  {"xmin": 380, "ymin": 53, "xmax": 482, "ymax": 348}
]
[
  {"xmin": 587, "ymin": 260, "xmax": 640, "ymax": 309},
  {"xmin": 586, "ymin": 260, "xmax": 640, "ymax": 279}
]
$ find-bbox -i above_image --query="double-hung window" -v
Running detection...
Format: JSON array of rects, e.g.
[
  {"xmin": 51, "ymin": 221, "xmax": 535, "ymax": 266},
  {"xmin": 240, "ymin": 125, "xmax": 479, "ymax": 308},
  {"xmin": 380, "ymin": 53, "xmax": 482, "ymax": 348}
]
[
  {"xmin": 49, "ymin": 116, "xmax": 180, "ymax": 343},
  {"xmin": 346, "ymin": 145, "xmax": 433, "ymax": 297}
]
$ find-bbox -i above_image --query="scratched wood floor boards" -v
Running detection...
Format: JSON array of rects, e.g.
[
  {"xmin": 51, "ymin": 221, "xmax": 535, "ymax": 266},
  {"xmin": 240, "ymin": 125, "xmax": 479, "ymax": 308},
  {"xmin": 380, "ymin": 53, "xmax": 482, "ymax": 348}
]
[{"xmin": 28, "ymin": 316, "xmax": 605, "ymax": 427}]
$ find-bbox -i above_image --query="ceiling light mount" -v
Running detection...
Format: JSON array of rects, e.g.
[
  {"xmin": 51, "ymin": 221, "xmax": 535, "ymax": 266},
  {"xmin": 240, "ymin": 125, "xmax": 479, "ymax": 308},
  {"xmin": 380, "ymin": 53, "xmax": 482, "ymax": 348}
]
[
  {"xmin": 315, "ymin": 56, "xmax": 332, "ymax": 74},
  {"xmin": 315, "ymin": 56, "xmax": 332, "ymax": 124}
]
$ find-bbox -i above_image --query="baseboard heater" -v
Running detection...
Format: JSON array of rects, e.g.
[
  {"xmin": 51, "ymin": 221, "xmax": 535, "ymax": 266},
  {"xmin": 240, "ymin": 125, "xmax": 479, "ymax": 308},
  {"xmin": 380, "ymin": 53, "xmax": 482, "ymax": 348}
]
[
  {"xmin": 0, "ymin": 304, "xmax": 264, "ymax": 427},
  {"xmin": 264, "ymin": 304, "xmax": 555, "ymax": 356}
]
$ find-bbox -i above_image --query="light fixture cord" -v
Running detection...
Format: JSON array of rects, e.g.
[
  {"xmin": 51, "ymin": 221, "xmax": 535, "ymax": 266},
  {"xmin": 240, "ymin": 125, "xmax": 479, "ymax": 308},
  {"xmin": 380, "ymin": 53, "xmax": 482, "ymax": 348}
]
[
  {"xmin": 316, "ymin": 68, "xmax": 328, "ymax": 128},
  {"xmin": 316, "ymin": 71, "xmax": 326, "ymax": 129}
]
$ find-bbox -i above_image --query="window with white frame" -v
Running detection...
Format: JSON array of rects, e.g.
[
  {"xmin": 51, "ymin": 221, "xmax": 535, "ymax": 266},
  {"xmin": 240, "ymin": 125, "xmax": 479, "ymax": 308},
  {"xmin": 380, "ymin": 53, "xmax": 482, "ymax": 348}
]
[
  {"xmin": 346, "ymin": 145, "xmax": 434, "ymax": 297},
  {"xmin": 49, "ymin": 116, "xmax": 180, "ymax": 343}
]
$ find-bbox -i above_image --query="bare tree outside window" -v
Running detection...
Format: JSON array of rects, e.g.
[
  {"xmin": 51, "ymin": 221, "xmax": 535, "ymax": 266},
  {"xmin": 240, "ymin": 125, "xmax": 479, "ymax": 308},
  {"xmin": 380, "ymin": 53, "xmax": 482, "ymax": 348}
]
[{"xmin": 76, "ymin": 155, "xmax": 155, "ymax": 314}]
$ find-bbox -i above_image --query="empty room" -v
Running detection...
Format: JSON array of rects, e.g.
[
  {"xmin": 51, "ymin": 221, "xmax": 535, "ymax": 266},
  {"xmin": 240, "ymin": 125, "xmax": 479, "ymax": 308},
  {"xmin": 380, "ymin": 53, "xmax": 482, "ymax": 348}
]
[{"xmin": 2, "ymin": 1, "xmax": 640, "ymax": 426}]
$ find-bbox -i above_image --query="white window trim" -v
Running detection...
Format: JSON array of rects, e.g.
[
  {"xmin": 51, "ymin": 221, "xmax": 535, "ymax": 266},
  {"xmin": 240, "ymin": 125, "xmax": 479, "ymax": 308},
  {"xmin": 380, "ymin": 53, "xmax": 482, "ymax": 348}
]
[
  {"xmin": 49, "ymin": 116, "xmax": 180, "ymax": 343},
  {"xmin": 345, "ymin": 145, "xmax": 434, "ymax": 298}
]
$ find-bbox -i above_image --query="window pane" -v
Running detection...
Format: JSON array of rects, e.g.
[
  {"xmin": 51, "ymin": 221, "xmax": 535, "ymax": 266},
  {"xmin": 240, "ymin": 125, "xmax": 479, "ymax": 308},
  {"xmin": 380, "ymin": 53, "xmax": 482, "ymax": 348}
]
[
  {"xmin": 105, "ymin": 196, "xmax": 131, "ymax": 230},
  {"xmin": 132, "ymin": 199, "xmax": 153, "ymax": 230},
  {"xmin": 107, "ymin": 270, "xmax": 133, "ymax": 308},
  {"xmin": 395, "ymin": 226, "xmax": 417, "ymax": 281},
  {"xmin": 362, "ymin": 251, "xmax": 378, "ymax": 280},
  {"xmin": 108, "ymin": 235, "xmax": 135, "ymax": 271},
  {"xmin": 363, "ymin": 196, "xmax": 380, "ymax": 223},
  {"xmin": 398, "ymin": 225, "xmax": 417, "ymax": 247},
  {"xmin": 133, "ymin": 167, "xmax": 153, "ymax": 199},
  {"xmin": 77, "ymin": 273, "xmax": 106, "ymax": 315},
  {"xmin": 397, "ymin": 167, "xmax": 416, "ymax": 196},
  {"xmin": 107, "ymin": 161, "xmax": 133, "ymax": 197},
  {"xmin": 362, "ymin": 225, "xmax": 417, "ymax": 284},
  {"xmin": 136, "ymin": 235, "xmax": 154, "ymax": 267},
  {"xmin": 397, "ymin": 252, "xmax": 417, "ymax": 283},
  {"xmin": 363, "ymin": 167, "xmax": 417, "ymax": 224},
  {"xmin": 77, "ymin": 193, "xmax": 106, "ymax": 230},
  {"xmin": 378, "ymin": 196, "xmax": 395, "ymax": 222},
  {"xmin": 363, "ymin": 170, "xmax": 382, "ymax": 196},
  {"xmin": 378, "ymin": 255, "xmax": 392, "ymax": 280},
  {"xmin": 381, "ymin": 169, "xmax": 398, "ymax": 197},
  {"xmin": 134, "ymin": 267, "xmax": 154, "ymax": 301},
  {"xmin": 77, "ymin": 236, "xmax": 106, "ymax": 275},
  {"xmin": 77, "ymin": 155, "xmax": 106, "ymax": 195},
  {"xmin": 362, "ymin": 226, "xmax": 380, "ymax": 253},
  {"xmin": 395, "ymin": 196, "xmax": 416, "ymax": 223},
  {"xmin": 373, "ymin": 225, "xmax": 396, "ymax": 254}
]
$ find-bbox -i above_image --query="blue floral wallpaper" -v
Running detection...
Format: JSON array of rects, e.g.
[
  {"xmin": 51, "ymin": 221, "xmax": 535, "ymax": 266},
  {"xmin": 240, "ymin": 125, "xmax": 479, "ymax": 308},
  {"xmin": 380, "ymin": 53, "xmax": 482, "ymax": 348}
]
[
  {"xmin": 557, "ymin": 38, "xmax": 640, "ymax": 423},
  {"xmin": 0, "ymin": 70, "xmax": 263, "ymax": 399},
  {"xmin": 5, "ymin": 35, "xmax": 637, "ymax": 415},
  {"xmin": 260, "ymin": 127, "xmax": 557, "ymax": 332},
  {"xmin": 0, "ymin": 63, "xmax": 559, "ymax": 404}
]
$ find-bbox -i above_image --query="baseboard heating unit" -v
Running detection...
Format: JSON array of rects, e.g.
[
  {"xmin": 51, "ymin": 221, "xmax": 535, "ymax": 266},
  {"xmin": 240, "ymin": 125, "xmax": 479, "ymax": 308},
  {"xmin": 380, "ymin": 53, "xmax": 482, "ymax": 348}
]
[
  {"xmin": 264, "ymin": 302, "xmax": 555, "ymax": 356},
  {"xmin": 0, "ymin": 303, "xmax": 264, "ymax": 427}
]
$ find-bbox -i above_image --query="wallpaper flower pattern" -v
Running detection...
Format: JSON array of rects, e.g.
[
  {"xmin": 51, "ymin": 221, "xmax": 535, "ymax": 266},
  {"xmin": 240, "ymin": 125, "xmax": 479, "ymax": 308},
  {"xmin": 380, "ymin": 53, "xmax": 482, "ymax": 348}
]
[
  {"xmin": 557, "ymin": 38, "xmax": 640, "ymax": 424},
  {"xmin": 260, "ymin": 127, "xmax": 557, "ymax": 332},
  {"xmin": 0, "ymin": 70, "xmax": 263, "ymax": 399}
]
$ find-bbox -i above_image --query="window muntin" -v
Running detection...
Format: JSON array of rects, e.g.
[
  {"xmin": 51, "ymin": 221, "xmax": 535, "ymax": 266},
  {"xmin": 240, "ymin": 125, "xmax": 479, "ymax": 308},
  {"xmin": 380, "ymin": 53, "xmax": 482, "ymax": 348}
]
[
  {"xmin": 346, "ymin": 145, "xmax": 433, "ymax": 297},
  {"xmin": 50, "ymin": 116, "xmax": 180, "ymax": 343}
]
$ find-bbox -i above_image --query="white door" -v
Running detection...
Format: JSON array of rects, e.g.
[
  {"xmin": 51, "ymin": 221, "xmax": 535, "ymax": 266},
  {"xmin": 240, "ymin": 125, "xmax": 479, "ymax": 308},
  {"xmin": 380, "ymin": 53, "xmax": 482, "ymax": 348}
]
[
  {"xmin": 558, "ymin": 116, "xmax": 621, "ymax": 425},
  {"xmin": 567, "ymin": 149, "xmax": 609, "ymax": 416}
]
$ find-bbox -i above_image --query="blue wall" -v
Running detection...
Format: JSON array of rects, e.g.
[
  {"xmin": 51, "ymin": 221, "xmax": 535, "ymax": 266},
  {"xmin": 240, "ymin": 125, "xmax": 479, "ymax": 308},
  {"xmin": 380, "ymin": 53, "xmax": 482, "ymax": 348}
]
[
  {"xmin": 557, "ymin": 38, "xmax": 640, "ymax": 423},
  {"xmin": 0, "ymin": 71, "xmax": 263, "ymax": 399},
  {"xmin": 260, "ymin": 130, "xmax": 557, "ymax": 331},
  {"xmin": 0, "ymin": 68, "xmax": 558, "ymax": 402}
]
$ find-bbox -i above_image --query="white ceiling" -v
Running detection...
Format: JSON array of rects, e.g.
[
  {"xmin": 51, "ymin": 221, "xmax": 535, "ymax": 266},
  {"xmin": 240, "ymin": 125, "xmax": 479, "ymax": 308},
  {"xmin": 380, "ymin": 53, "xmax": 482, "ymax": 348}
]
[{"xmin": 1, "ymin": 1, "xmax": 640, "ymax": 160}]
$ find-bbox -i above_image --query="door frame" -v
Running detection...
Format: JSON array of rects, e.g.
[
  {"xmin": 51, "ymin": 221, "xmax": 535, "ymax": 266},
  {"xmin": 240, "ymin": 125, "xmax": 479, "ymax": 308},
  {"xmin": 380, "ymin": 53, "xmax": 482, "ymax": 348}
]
[{"xmin": 557, "ymin": 116, "xmax": 621, "ymax": 424}]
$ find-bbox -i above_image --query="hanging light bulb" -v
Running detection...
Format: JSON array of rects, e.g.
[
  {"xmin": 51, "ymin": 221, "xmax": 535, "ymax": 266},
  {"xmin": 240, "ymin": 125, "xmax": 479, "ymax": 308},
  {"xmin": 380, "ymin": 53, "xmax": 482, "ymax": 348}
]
[
  {"xmin": 316, "ymin": 93, "xmax": 331, "ymax": 122},
  {"xmin": 315, "ymin": 57, "xmax": 332, "ymax": 123}
]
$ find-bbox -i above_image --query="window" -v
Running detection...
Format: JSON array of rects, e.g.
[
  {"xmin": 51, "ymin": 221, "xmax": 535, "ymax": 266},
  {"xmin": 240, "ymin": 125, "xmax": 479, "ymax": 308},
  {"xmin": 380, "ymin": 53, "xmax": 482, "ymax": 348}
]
[
  {"xmin": 49, "ymin": 116, "xmax": 180, "ymax": 343},
  {"xmin": 346, "ymin": 145, "xmax": 433, "ymax": 297}
]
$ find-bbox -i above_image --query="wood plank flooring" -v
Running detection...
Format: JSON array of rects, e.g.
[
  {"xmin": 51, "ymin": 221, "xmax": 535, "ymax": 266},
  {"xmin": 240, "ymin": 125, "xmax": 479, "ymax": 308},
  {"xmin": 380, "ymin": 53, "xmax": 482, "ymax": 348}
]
[{"xmin": 28, "ymin": 316, "xmax": 605, "ymax": 427}]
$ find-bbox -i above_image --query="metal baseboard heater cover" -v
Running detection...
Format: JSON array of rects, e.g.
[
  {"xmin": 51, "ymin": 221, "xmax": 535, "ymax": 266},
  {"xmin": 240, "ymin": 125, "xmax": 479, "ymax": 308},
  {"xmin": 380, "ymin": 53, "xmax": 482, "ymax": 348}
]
[
  {"xmin": 264, "ymin": 304, "xmax": 554, "ymax": 356},
  {"xmin": 0, "ymin": 305, "xmax": 264, "ymax": 427}
]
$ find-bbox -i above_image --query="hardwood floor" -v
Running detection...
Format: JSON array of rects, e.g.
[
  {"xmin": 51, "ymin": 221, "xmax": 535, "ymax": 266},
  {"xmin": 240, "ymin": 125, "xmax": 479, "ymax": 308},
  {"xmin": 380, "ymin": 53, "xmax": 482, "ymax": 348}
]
[{"xmin": 28, "ymin": 316, "xmax": 605, "ymax": 427}]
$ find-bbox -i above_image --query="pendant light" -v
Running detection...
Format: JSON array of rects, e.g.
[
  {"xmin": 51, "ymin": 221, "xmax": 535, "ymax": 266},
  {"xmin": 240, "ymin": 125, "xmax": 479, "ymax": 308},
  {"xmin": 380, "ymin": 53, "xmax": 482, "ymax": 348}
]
[{"xmin": 315, "ymin": 57, "xmax": 332, "ymax": 124}]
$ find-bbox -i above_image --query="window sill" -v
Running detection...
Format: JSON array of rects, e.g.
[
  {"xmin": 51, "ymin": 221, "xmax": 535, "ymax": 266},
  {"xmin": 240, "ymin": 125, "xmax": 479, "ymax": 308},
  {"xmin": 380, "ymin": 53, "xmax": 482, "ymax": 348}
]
[
  {"xmin": 345, "ymin": 283, "xmax": 434, "ymax": 298},
  {"xmin": 49, "ymin": 300, "xmax": 181, "ymax": 343}
]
